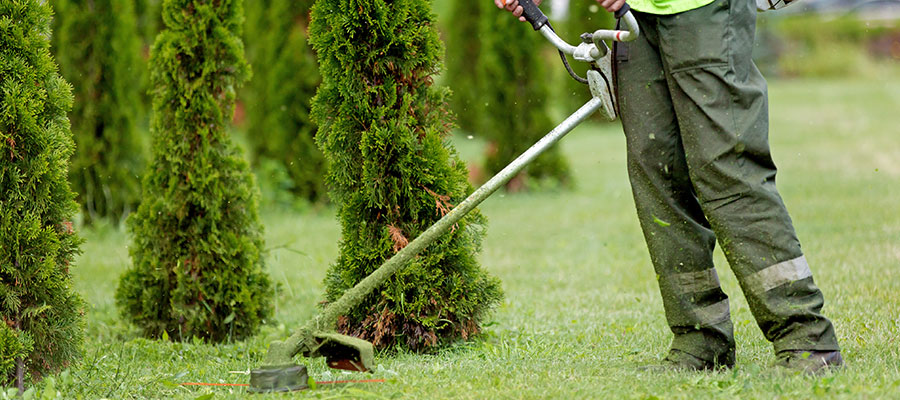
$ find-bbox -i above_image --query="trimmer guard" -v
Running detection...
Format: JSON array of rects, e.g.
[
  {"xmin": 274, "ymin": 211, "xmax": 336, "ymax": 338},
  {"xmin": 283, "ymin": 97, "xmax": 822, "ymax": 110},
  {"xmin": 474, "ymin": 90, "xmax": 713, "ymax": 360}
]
[
  {"xmin": 307, "ymin": 332, "xmax": 375, "ymax": 372},
  {"xmin": 587, "ymin": 67, "xmax": 616, "ymax": 121}
]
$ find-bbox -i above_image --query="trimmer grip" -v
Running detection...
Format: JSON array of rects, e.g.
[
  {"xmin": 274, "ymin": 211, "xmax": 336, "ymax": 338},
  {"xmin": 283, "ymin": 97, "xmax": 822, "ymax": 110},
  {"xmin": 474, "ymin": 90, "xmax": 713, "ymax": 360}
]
[
  {"xmin": 614, "ymin": 2, "xmax": 631, "ymax": 19},
  {"xmin": 518, "ymin": 0, "xmax": 549, "ymax": 31}
]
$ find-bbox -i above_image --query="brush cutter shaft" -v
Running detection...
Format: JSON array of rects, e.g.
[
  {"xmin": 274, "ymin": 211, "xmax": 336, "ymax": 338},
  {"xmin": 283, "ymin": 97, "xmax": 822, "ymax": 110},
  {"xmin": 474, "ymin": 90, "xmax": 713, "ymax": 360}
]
[
  {"xmin": 254, "ymin": 98, "xmax": 607, "ymax": 392},
  {"xmin": 304, "ymin": 3, "xmax": 639, "ymax": 339},
  {"xmin": 273, "ymin": 97, "xmax": 605, "ymax": 363},
  {"xmin": 308, "ymin": 97, "xmax": 604, "ymax": 333},
  {"xmin": 253, "ymin": 98, "xmax": 606, "ymax": 393},
  {"xmin": 257, "ymin": 3, "xmax": 637, "ymax": 378}
]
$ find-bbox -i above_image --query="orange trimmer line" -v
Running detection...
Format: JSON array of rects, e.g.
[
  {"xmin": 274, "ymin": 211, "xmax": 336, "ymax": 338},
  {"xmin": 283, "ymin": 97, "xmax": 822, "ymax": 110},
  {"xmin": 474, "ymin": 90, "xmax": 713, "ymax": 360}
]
[{"xmin": 182, "ymin": 379, "xmax": 385, "ymax": 387}]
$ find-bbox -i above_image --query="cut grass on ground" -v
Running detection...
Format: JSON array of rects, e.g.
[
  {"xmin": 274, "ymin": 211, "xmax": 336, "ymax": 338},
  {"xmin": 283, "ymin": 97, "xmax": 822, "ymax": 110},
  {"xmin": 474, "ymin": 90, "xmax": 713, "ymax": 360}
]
[{"xmin": 14, "ymin": 78, "xmax": 900, "ymax": 399}]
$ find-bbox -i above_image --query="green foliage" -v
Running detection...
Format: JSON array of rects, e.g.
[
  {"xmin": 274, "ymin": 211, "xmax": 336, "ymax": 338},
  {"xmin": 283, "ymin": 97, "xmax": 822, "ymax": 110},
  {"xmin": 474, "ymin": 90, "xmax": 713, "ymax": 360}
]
[
  {"xmin": 115, "ymin": 0, "xmax": 273, "ymax": 343},
  {"xmin": 478, "ymin": 7, "xmax": 571, "ymax": 188},
  {"xmin": 444, "ymin": 1, "xmax": 483, "ymax": 133},
  {"xmin": 0, "ymin": 324, "xmax": 31, "ymax": 382},
  {"xmin": 242, "ymin": 0, "xmax": 324, "ymax": 204},
  {"xmin": 310, "ymin": 0, "xmax": 503, "ymax": 350},
  {"xmin": 560, "ymin": 2, "xmax": 614, "ymax": 115},
  {"xmin": 0, "ymin": 0, "xmax": 86, "ymax": 386},
  {"xmin": 51, "ymin": 0, "xmax": 146, "ymax": 224}
]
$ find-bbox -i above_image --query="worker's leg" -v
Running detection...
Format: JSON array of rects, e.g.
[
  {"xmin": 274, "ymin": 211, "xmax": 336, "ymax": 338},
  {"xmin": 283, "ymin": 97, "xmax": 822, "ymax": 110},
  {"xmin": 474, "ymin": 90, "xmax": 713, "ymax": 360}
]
[
  {"xmin": 657, "ymin": 0, "xmax": 839, "ymax": 353},
  {"xmin": 616, "ymin": 12, "xmax": 735, "ymax": 366}
]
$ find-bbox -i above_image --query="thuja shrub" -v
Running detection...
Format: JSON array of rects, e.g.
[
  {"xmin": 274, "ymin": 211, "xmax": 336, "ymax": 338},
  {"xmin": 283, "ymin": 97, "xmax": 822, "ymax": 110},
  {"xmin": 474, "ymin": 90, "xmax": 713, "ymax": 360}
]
[
  {"xmin": 243, "ymin": 0, "xmax": 324, "ymax": 204},
  {"xmin": 52, "ymin": 0, "xmax": 145, "ymax": 224},
  {"xmin": 444, "ymin": 0, "xmax": 484, "ymax": 134},
  {"xmin": 115, "ymin": 0, "xmax": 273, "ymax": 342},
  {"xmin": 310, "ymin": 0, "xmax": 503, "ymax": 351},
  {"xmin": 560, "ymin": 2, "xmax": 614, "ymax": 115},
  {"xmin": 0, "ymin": 324, "xmax": 30, "ymax": 381},
  {"xmin": 479, "ymin": 5, "xmax": 571, "ymax": 188},
  {"xmin": 0, "ymin": 0, "xmax": 86, "ymax": 387}
]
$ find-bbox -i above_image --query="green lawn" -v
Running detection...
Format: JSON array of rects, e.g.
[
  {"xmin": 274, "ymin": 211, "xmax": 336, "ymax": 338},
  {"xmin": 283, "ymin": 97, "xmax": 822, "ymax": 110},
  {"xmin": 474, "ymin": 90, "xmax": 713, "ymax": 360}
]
[{"xmin": 16, "ymin": 78, "xmax": 900, "ymax": 399}]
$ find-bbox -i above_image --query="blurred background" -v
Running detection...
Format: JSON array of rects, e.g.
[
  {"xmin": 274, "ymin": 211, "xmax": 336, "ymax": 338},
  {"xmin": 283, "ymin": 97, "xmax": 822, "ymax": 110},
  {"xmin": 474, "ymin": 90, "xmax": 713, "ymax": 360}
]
[{"xmin": 50, "ymin": 0, "xmax": 900, "ymax": 224}]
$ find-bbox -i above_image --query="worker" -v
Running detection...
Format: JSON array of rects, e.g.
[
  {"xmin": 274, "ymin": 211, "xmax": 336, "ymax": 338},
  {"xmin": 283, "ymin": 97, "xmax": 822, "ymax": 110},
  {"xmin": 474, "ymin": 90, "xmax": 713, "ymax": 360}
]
[{"xmin": 494, "ymin": 0, "xmax": 842, "ymax": 373}]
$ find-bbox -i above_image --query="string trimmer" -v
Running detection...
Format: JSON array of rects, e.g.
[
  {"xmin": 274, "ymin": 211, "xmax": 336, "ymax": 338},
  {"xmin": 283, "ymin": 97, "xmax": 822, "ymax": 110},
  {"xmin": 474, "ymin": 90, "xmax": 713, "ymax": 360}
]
[{"xmin": 248, "ymin": 1, "xmax": 639, "ymax": 393}]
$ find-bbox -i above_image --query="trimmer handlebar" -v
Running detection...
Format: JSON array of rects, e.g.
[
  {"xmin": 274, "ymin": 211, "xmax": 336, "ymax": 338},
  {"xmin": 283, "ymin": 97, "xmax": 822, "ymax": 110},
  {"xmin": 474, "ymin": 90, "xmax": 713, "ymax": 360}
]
[
  {"xmin": 518, "ymin": 0, "xmax": 640, "ymax": 122},
  {"xmin": 519, "ymin": 0, "xmax": 640, "ymax": 56},
  {"xmin": 592, "ymin": 3, "xmax": 639, "ymax": 43}
]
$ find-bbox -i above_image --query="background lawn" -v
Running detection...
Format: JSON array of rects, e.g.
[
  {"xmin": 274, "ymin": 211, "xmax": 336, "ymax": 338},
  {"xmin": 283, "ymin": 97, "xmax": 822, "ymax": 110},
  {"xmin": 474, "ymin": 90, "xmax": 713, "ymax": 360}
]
[{"xmin": 16, "ymin": 78, "xmax": 900, "ymax": 399}]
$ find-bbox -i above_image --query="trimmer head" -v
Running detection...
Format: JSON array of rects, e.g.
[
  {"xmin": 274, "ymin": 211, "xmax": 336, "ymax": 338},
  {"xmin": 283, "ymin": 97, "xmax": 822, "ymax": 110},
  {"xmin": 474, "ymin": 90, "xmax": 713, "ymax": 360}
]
[
  {"xmin": 248, "ymin": 364, "xmax": 309, "ymax": 393},
  {"xmin": 248, "ymin": 332, "xmax": 374, "ymax": 393}
]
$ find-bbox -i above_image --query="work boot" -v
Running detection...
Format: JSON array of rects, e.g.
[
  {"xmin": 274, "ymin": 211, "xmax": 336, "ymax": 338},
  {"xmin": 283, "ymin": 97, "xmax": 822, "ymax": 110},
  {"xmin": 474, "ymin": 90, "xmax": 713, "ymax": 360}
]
[
  {"xmin": 775, "ymin": 350, "xmax": 843, "ymax": 375},
  {"xmin": 643, "ymin": 349, "xmax": 733, "ymax": 372}
]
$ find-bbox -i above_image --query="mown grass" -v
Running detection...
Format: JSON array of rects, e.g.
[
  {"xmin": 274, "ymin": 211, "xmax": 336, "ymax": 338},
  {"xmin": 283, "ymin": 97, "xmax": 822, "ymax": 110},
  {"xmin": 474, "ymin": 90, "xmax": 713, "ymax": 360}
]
[{"xmin": 10, "ymin": 78, "xmax": 900, "ymax": 399}]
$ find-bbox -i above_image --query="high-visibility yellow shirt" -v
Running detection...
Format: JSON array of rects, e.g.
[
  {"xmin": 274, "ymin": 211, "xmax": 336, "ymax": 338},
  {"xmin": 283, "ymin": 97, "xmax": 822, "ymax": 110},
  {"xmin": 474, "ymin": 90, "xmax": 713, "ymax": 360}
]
[{"xmin": 627, "ymin": 0, "xmax": 715, "ymax": 15}]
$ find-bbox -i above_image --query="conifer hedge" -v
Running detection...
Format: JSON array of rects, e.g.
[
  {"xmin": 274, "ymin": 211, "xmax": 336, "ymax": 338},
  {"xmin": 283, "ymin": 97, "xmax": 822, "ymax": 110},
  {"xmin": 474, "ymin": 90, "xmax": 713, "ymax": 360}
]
[
  {"xmin": 115, "ymin": 0, "xmax": 273, "ymax": 342},
  {"xmin": 310, "ymin": 0, "xmax": 503, "ymax": 350},
  {"xmin": 478, "ymin": 5, "xmax": 571, "ymax": 188},
  {"xmin": 52, "ymin": 0, "xmax": 145, "ymax": 224},
  {"xmin": 243, "ymin": 0, "xmax": 324, "ymax": 203},
  {"xmin": 0, "ymin": 0, "xmax": 85, "ymax": 388},
  {"xmin": 444, "ymin": 0, "xmax": 483, "ymax": 134}
]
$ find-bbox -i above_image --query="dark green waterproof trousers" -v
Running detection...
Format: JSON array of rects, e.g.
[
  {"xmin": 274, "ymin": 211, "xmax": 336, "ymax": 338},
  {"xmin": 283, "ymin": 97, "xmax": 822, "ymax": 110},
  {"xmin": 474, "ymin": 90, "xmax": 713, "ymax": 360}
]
[{"xmin": 614, "ymin": 0, "xmax": 840, "ymax": 363}]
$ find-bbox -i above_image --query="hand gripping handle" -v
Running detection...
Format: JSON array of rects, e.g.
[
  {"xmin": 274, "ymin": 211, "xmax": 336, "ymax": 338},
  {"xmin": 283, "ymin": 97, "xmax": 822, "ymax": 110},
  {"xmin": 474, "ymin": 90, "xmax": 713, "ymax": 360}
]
[
  {"xmin": 614, "ymin": 2, "xmax": 632, "ymax": 19},
  {"xmin": 518, "ymin": 0, "xmax": 549, "ymax": 31},
  {"xmin": 593, "ymin": 2, "xmax": 639, "ymax": 43}
]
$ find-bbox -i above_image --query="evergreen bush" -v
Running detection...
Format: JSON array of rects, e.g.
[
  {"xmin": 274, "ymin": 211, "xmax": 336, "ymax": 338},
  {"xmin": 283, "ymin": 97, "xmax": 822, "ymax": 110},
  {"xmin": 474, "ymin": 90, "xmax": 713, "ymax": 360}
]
[
  {"xmin": 444, "ymin": 0, "xmax": 484, "ymax": 134},
  {"xmin": 115, "ymin": 0, "xmax": 273, "ymax": 342},
  {"xmin": 0, "ymin": 0, "xmax": 85, "ymax": 388},
  {"xmin": 478, "ymin": 6, "xmax": 571, "ymax": 189},
  {"xmin": 310, "ymin": 0, "xmax": 503, "ymax": 351},
  {"xmin": 243, "ymin": 0, "xmax": 324, "ymax": 204},
  {"xmin": 560, "ymin": 2, "xmax": 614, "ymax": 116},
  {"xmin": 51, "ymin": 0, "xmax": 145, "ymax": 224},
  {"xmin": 0, "ymin": 324, "xmax": 31, "ymax": 382}
]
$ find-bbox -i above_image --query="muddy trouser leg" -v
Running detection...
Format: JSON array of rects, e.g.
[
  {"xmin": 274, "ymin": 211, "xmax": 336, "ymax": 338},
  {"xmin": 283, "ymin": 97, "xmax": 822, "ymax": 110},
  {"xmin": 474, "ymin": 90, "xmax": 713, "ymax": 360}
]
[
  {"xmin": 616, "ymin": 12, "xmax": 735, "ymax": 364},
  {"xmin": 652, "ymin": 0, "xmax": 839, "ymax": 354}
]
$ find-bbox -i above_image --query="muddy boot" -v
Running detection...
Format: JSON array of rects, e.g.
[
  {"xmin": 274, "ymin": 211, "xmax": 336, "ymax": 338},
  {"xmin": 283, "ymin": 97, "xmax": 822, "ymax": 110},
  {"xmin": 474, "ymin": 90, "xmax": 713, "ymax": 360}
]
[
  {"xmin": 642, "ymin": 349, "xmax": 733, "ymax": 372},
  {"xmin": 775, "ymin": 350, "xmax": 843, "ymax": 375}
]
